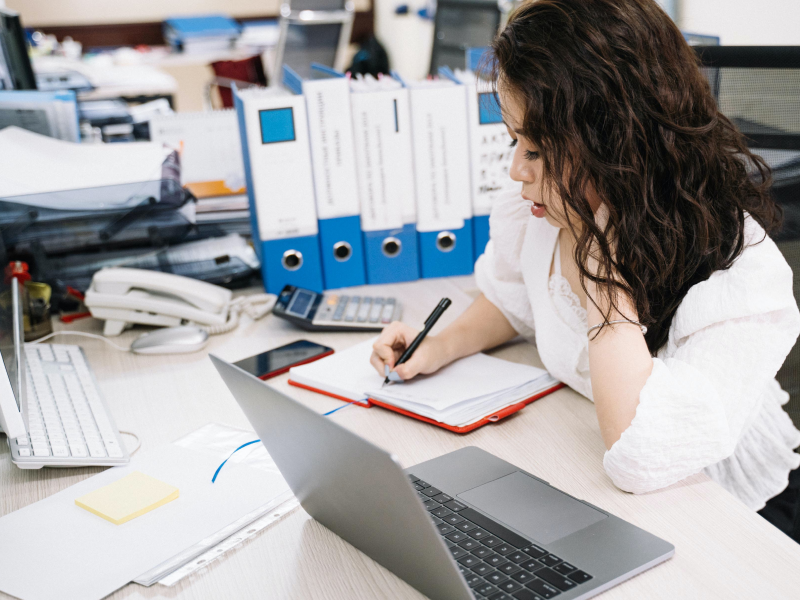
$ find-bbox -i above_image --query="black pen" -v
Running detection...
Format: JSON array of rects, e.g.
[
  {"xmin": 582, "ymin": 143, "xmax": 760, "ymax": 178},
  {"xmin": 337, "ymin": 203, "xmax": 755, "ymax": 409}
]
[{"xmin": 383, "ymin": 298, "xmax": 452, "ymax": 386}]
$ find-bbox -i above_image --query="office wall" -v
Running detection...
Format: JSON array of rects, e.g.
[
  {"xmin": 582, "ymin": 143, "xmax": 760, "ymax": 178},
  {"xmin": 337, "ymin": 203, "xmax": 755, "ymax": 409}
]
[
  {"xmin": 6, "ymin": 0, "xmax": 371, "ymax": 26},
  {"xmin": 680, "ymin": 0, "xmax": 800, "ymax": 44}
]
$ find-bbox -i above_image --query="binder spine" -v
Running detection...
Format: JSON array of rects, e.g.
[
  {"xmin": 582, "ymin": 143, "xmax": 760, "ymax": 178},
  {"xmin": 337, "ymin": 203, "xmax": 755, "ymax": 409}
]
[
  {"xmin": 417, "ymin": 222, "xmax": 474, "ymax": 279},
  {"xmin": 317, "ymin": 215, "xmax": 367, "ymax": 288},
  {"xmin": 363, "ymin": 223, "xmax": 420, "ymax": 284},
  {"xmin": 233, "ymin": 89, "xmax": 262, "ymax": 263}
]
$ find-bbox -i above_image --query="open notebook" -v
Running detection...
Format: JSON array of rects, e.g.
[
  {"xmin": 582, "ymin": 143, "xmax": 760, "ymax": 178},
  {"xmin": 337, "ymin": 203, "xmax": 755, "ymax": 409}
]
[{"xmin": 288, "ymin": 339, "xmax": 563, "ymax": 433}]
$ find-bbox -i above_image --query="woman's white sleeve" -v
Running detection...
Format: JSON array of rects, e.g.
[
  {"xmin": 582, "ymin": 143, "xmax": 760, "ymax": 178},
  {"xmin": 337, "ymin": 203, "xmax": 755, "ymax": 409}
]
[
  {"xmin": 603, "ymin": 245, "xmax": 800, "ymax": 493},
  {"xmin": 474, "ymin": 192, "xmax": 536, "ymax": 339}
]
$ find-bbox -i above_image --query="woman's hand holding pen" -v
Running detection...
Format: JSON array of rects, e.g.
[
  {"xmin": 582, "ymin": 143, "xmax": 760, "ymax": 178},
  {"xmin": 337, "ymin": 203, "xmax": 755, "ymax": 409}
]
[{"xmin": 370, "ymin": 322, "xmax": 452, "ymax": 381}]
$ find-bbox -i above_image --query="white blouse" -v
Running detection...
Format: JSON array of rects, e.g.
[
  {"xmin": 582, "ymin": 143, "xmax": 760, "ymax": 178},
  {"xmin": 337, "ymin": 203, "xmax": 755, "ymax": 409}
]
[{"xmin": 475, "ymin": 188, "xmax": 800, "ymax": 510}]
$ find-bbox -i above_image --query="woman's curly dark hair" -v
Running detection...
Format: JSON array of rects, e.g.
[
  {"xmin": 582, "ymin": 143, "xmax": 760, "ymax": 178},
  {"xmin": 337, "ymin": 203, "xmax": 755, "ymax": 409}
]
[{"xmin": 491, "ymin": 0, "xmax": 781, "ymax": 353}]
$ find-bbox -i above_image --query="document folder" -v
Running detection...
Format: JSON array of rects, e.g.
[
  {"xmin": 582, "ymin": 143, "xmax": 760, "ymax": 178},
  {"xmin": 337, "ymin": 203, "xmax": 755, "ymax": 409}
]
[
  {"xmin": 284, "ymin": 64, "xmax": 366, "ymax": 289},
  {"xmin": 234, "ymin": 85, "xmax": 324, "ymax": 294},
  {"xmin": 350, "ymin": 75, "xmax": 420, "ymax": 284},
  {"xmin": 406, "ymin": 76, "xmax": 474, "ymax": 278},
  {"xmin": 451, "ymin": 66, "xmax": 516, "ymax": 262}
]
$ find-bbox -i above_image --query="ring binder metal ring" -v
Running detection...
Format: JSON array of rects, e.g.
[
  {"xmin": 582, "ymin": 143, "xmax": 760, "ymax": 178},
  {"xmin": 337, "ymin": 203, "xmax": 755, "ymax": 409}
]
[
  {"xmin": 382, "ymin": 237, "xmax": 402, "ymax": 258},
  {"xmin": 436, "ymin": 231, "xmax": 456, "ymax": 253},
  {"xmin": 332, "ymin": 241, "xmax": 352, "ymax": 262},
  {"xmin": 282, "ymin": 249, "xmax": 304, "ymax": 271}
]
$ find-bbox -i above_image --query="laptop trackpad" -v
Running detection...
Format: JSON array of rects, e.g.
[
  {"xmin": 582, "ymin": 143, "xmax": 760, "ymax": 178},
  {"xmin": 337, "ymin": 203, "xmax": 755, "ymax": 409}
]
[{"xmin": 457, "ymin": 471, "xmax": 607, "ymax": 545}]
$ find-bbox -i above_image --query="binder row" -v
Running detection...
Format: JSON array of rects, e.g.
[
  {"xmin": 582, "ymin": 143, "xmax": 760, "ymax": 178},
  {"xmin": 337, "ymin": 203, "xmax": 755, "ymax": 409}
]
[{"xmin": 233, "ymin": 64, "xmax": 515, "ymax": 295}]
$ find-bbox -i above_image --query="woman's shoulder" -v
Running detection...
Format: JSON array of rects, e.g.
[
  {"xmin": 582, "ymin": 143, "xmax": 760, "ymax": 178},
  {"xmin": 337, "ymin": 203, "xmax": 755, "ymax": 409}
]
[{"xmin": 670, "ymin": 216, "xmax": 797, "ymax": 340}]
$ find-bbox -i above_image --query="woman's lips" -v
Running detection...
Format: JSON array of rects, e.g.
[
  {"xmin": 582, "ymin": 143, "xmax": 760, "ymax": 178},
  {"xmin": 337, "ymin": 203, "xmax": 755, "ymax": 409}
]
[{"xmin": 530, "ymin": 202, "xmax": 546, "ymax": 218}]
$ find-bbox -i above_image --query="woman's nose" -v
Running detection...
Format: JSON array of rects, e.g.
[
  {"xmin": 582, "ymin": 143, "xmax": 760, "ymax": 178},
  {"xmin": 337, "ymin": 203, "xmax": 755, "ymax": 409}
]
[{"xmin": 509, "ymin": 146, "xmax": 534, "ymax": 183}]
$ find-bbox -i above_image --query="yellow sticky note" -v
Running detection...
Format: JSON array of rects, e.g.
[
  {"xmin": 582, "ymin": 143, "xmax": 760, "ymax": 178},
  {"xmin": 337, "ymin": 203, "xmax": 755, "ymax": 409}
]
[{"xmin": 75, "ymin": 471, "xmax": 179, "ymax": 525}]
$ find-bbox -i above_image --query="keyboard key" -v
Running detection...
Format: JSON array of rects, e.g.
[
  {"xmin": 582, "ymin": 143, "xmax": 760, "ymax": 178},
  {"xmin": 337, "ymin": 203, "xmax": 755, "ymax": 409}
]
[
  {"xmin": 488, "ymin": 594, "xmax": 515, "ymax": 600},
  {"xmin": 482, "ymin": 536, "xmax": 503, "ymax": 548},
  {"xmin": 470, "ymin": 563, "xmax": 494, "ymax": 576},
  {"xmin": 471, "ymin": 546, "xmax": 493, "ymax": 558},
  {"xmin": 18, "ymin": 448, "xmax": 30, "ymax": 457},
  {"xmin": 486, "ymin": 572, "xmax": 508, "ymax": 585},
  {"xmin": 465, "ymin": 574, "xmax": 483, "ymax": 588},
  {"xmin": 444, "ymin": 513, "xmax": 465, "ymax": 525},
  {"xmin": 539, "ymin": 555, "xmax": 561, "ymax": 567},
  {"xmin": 51, "ymin": 446, "xmax": 69, "ymax": 457},
  {"xmin": 536, "ymin": 568, "xmax": 576, "ymax": 592},
  {"xmin": 525, "ymin": 579, "xmax": 560, "ymax": 599},
  {"xmin": 507, "ymin": 551, "xmax": 530, "ymax": 564},
  {"xmin": 432, "ymin": 507, "xmax": 452, "ymax": 518},
  {"xmin": 511, "ymin": 590, "xmax": 546, "ymax": 600},
  {"xmin": 433, "ymin": 493, "xmax": 454, "ymax": 504},
  {"xmin": 494, "ymin": 544, "xmax": 514, "ymax": 556},
  {"xmin": 456, "ymin": 520, "xmax": 478, "ymax": 532},
  {"xmin": 416, "ymin": 480, "xmax": 431, "ymax": 489},
  {"xmin": 422, "ymin": 487, "xmax": 442, "ymax": 497},
  {"xmin": 460, "ymin": 507, "xmax": 530, "ymax": 548},
  {"xmin": 469, "ymin": 528, "xmax": 490, "ymax": 540},
  {"xmin": 431, "ymin": 516, "xmax": 443, "ymax": 525},
  {"xmin": 33, "ymin": 446, "xmax": 50, "ymax": 457},
  {"xmin": 15, "ymin": 437, "xmax": 28, "ymax": 446},
  {"xmin": 511, "ymin": 571, "xmax": 536, "ymax": 584},
  {"xmin": 498, "ymin": 580, "xmax": 523, "ymax": 594},
  {"xmin": 414, "ymin": 484, "xmax": 425, "ymax": 491},
  {"xmin": 70, "ymin": 444, "xmax": 88, "ymax": 458},
  {"xmin": 459, "ymin": 538, "xmax": 481, "ymax": 551},
  {"xmin": 520, "ymin": 559, "xmax": 544, "ymax": 573},
  {"xmin": 568, "ymin": 570, "xmax": 593, "ymax": 584},
  {"xmin": 444, "ymin": 500, "xmax": 467, "ymax": 512},
  {"xmin": 522, "ymin": 545, "xmax": 547, "ymax": 559},
  {"xmin": 485, "ymin": 554, "xmax": 508, "ymax": 568},
  {"xmin": 474, "ymin": 583, "xmax": 499, "ymax": 597},
  {"xmin": 423, "ymin": 500, "xmax": 439, "ymax": 511},
  {"xmin": 499, "ymin": 562, "xmax": 521, "ymax": 575},
  {"xmin": 407, "ymin": 474, "xmax": 420, "ymax": 483},
  {"xmin": 437, "ymin": 523, "xmax": 456, "ymax": 535},
  {"xmin": 458, "ymin": 555, "xmax": 482, "ymax": 568},
  {"xmin": 445, "ymin": 531, "xmax": 469, "ymax": 543},
  {"xmin": 553, "ymin": 562, "xmax": 576, "ymax": 575},
  {"xmin": 450, "ymin": 546, "xmax": 468, "ymax": 559}
]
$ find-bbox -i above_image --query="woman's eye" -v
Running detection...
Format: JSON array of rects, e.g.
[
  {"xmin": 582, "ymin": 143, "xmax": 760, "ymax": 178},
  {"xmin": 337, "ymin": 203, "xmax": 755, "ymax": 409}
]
[
  {"xmin": 524, "ymin": 150, "xmax": 540, "ymax": 161},
  {"xmin": 509, "ymin": 138, "xmax": 518, "ymax": 148}
]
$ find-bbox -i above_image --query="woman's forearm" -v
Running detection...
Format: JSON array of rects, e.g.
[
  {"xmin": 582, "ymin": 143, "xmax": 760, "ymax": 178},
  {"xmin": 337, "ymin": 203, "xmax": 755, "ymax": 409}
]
[
  {"xmin": 587, "ymin": 284, "xmax": 654, "ymax": 450},
  {"xmin": 437, "ymin": 293, "xmax": 519, "ymax": 363}
]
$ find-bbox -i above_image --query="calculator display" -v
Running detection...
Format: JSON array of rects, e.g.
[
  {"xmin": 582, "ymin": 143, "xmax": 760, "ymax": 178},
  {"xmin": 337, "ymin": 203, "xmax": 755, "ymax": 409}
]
[{"xmin": 287, "ymin": 290, "xmax": 314, "ymax": 317}]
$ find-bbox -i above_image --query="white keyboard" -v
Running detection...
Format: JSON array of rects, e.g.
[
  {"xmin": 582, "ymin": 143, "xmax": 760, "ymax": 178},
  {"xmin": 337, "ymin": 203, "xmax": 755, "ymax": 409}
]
[{"xmin": 8, "ymin": 344, "xmax": 129, "ymax": 469}]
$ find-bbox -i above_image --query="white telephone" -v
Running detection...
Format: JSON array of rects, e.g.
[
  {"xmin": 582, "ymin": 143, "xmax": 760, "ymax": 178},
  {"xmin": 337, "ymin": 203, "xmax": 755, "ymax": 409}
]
[{"xmin": 84, "ymin": 268, "xmax": 276, "ymax": 336}]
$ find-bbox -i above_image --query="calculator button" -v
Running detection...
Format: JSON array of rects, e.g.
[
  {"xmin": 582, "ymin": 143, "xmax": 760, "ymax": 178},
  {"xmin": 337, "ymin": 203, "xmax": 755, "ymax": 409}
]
[
  {"xmin": 326, "ymin": 294, "xmax": 339, "ymax": 305},
  {"xmin": 369, "ymin": 298, "xmax": 384, "ymax": 323},
  {"xmin": 332, "ymin": 296, "xmax": 349, "ymax": 321},
  {"xmin": 344, "ymin": 297, "xmax": 361, "ymax": 322},
  {"xmin": 356, "ymin": 297, "xmax": 373, "ymax": 322},
  {"xmin": 381, "ymin": 299, "xmax": 396, "ymax": 323}
]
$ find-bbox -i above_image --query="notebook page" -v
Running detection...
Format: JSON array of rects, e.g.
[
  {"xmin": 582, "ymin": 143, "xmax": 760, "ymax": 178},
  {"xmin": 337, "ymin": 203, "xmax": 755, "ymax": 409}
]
[
  {"xmin": 289, "ymin": 339, "xmax": 381, "ymax": 403},
  {"xmin": 369, "ymin": 353, "xmax": 549, "ymax": 412}
]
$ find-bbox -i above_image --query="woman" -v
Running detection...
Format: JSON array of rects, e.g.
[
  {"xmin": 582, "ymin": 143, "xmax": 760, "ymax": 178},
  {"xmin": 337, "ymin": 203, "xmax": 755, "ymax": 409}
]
[{"xmin": 371, "ymin": 0, "xmax": 800, "ymax": 540}]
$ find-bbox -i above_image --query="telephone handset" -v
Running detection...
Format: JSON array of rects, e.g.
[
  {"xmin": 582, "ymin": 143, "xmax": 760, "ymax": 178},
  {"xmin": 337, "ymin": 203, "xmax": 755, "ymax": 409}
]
[{"xmin": 85, "ymin": 268, "xmax": 275, "ymax": 336}]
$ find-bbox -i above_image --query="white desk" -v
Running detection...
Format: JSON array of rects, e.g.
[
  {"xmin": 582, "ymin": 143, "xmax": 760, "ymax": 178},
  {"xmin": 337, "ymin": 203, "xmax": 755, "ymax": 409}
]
[{"xmin": 2, "ymin": 278, "xmax": 799, "ymax": 599}]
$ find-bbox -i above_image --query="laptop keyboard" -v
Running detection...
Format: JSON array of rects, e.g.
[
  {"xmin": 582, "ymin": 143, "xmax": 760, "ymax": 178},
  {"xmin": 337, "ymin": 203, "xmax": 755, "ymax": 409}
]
[{"xmin": 409, "ymin": 474, "xmax": 594, "ymax": 600}]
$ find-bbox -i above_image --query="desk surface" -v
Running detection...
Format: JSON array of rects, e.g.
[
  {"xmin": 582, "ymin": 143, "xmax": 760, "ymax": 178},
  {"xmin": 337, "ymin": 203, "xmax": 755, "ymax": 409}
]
[{"xmin": 2, "ymin": 277, "xmax": 799, "ymax": 600}]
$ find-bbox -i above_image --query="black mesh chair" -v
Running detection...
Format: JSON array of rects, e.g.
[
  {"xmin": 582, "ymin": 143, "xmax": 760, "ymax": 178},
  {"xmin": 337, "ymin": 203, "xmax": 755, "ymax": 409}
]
[{"xmin": 695, "ymin": 46, "xmax": 800, "ymax": 427}]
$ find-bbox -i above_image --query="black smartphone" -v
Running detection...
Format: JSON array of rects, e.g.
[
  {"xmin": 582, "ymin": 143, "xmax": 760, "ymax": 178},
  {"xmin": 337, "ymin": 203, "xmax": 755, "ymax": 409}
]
[{"xmin": 233, "ymin": 340, "xmax": 334, "ymax": 380}]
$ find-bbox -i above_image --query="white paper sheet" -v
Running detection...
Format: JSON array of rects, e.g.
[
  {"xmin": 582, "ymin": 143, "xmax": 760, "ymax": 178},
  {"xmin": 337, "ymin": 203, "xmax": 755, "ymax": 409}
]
[{"xmin": 0, "ymin": 443, "xmax": 290, "ymax": 600}]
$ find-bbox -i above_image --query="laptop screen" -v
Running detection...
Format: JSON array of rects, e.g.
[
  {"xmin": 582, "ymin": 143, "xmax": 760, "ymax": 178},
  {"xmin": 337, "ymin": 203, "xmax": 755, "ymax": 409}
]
[{"xmin": 0, "ymin": 277, "xmax": 24, "ymax": 410}]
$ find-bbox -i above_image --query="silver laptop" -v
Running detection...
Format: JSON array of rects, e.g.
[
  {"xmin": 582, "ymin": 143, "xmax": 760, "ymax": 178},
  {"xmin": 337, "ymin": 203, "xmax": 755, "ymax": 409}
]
[{"xmin": 210, "ymin": 355, "xmax": 674, "ymax": 600}]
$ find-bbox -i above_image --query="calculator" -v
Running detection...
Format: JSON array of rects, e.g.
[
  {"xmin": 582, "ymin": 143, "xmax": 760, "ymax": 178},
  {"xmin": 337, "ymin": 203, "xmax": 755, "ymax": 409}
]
[{"xmin": 272, "ymin": 285, "xmax": 403, "ymax": 332}]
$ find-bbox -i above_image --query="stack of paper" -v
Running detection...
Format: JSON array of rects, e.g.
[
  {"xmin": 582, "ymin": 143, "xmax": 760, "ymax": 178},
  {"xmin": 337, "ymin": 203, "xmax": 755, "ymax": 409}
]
[{"xmin": 289, "ymin": 339, "xmax": 559, "ymax": 428}]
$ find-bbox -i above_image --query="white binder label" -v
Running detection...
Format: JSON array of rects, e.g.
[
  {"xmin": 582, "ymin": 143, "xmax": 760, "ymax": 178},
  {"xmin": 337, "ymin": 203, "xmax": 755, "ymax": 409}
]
[
  {"xmin": 240, "ymin": 91, "xmax": 319, "ymax": 241},
  {"xmin": 351, "ymin": 89, "xmax": 417, "ymax": 232},
  {"xmin": 303, "ymin": 78, "xmax": 361, "ymax": 220},
  {"xmin": 465, "ymin": 82, "xmax": 517, "ymax": 217},
  {"xmin": 409, "ymin": 85, "xmax": 473, "ymax": 233}
]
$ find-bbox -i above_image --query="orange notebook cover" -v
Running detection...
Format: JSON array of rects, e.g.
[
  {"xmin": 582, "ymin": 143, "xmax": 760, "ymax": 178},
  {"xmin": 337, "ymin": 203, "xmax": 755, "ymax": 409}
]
[{"xmin": 288, "ymin": 380, "xmax": 565, "ymax": 434}]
